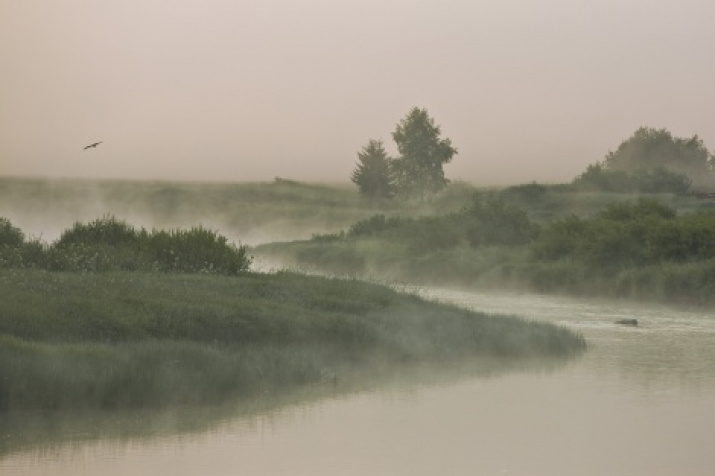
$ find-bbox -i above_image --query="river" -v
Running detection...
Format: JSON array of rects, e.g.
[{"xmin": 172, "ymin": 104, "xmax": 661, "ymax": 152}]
[{"xmin": 2, "ymin": 288, "xmax": 714, "ymax": 476}]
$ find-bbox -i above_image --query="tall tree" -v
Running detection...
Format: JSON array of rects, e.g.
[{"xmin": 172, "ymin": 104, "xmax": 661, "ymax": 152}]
[
  {"xmin": 351, "ymin": 139, "xmax": 394, "ymax": 199},
  {"xmin": 391, "ymin": 107, "xmax": 457, "ymax": 199},
  {"xmin": 604, "ymin": 127, "xmax": 713, "ymax": 179}
]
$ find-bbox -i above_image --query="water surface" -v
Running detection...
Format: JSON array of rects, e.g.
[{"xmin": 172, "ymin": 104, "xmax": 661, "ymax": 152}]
[{"xmin": 3, "ymin": 289, "xmax": 714, "ymax": 476}]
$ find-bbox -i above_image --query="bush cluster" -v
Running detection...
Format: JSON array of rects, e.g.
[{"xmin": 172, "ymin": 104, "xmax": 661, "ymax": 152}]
[
  {"xmin": 572, "ymin": 164, "xmax": 693, "ymax": 195},
  {"xmin": 315, "ymin": 194, "xmax": 540, "ymax": 253},
  {"xmin": 0, "ymin": 216, "xmax": 251, "ymax": 275},
  {"xmin": 532, "ymin": 199, "xmax": 715, "ymax": 267}
]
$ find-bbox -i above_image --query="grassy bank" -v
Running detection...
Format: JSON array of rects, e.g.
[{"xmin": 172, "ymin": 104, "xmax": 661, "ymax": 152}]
[{"xmin": 0, "ymin": 269, "xmax": 585, "ymax": 412}]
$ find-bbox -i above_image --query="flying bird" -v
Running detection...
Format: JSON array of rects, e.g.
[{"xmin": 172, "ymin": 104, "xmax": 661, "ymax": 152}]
[{"xmin": 83, "ymin": 141, "xmax": 103, "ymax": 150}]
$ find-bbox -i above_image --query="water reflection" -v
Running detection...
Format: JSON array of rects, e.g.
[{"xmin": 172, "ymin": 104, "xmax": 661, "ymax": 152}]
[
  {"xmin": 3, "ymin": 289, "xmax": 715, "ymax": 476},
  {"xmin": 0, "ymin": 352, "xmax": 576, "ymax": 460}
]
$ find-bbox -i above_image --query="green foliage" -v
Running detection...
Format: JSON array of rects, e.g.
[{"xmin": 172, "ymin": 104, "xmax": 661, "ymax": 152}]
[
  {"xmin": 573, "ymin": 163, "xmax": 692, "ymax": 195},
  {"xmin": 348, "ymin": 214, "xmax": 408, "ymax": 237},
  {"xmin": 464, "ymin": 196, "xmax": 539, "ymax": 247},
  {"xmin": 351, "ymin": 139, "xmax": 394, "ymax": 200},
  {"xmin": 0, "ymin": 270, "xmax": 585, "ymax": 412},
  {"xmin": 345, "ymin": 196, "xmax": 538, "ymax": 251},
  {"xmin": 604, "ymin": 127, "xmax": 712, "ymax": 178},
  {"xmin": 501, "ymin": 182, "xmax": 549, "ymax": 203},
  {"xmin": 256, "ymin": 192, "xmax": 715, "ymax": 305},
  {"xmin": 0, "ymin": 218, "xmax": 24, "ymax": 248},
  {"xmin": 532, "ymin": 199, "xmax": 715, "ymax": 267},
  {"xmin": 0, "ymin": 216, "xmax": 252, "ymax": 275},
  {"xmin": 391, "ymin": 107, "xmax": 457, "ymax": 200},
  {"xmin": 57, "ymin": 215, "xmax": 142, "ymax": 247},
  {"xmin": 598, "ymin": 198, "xmax": 677, "ymax": 221}
]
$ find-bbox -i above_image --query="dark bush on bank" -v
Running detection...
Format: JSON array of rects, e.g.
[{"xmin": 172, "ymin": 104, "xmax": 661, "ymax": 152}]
[
  {"xmin": 532, "ymin": 199, "xmax": 715, "ymax": 267},
  {"xmin": 0, "ymin": 216, "xmax": 251, "ymax": 275}
]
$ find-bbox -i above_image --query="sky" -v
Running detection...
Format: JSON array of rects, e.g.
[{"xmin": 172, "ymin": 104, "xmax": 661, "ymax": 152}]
[{"xmin": 1, "ymin": 0, "xmax": 714, "ymax": 185}]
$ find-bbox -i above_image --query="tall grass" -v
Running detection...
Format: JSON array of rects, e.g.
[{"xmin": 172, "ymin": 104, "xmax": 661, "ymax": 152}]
[{"xmin": 0, "ymin": 269, "xmax": 585, "ymax": 412}]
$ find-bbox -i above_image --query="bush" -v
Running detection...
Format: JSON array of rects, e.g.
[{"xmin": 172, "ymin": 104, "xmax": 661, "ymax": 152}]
[
  {"xmin": 0, "ymin": 216, "xmax": 252, "ymax": 275},
  {"xmin": 0, "ymin": 218, "xmax": 24, "ymax": 248},
  {"xmin": 148, "ymin": 227, "xmax": 251, "ymax": 274},
  {"xmin": 348, "ymin": 214, "xmax": 408, "ymax": 237},
  {"xmin": 573, "ymin": 164, "xmax": 693, "ymax": 195},
  {"xmin": 464, "ymin": 195, "xmax": 539, "ymax": 247},
  {"xmin": 56, "ymin": 216, "xmax": 143, "ymax": 248},
  {"xmin": 532, "ymin": 199, "xmax": 715, "ymax": 268}
]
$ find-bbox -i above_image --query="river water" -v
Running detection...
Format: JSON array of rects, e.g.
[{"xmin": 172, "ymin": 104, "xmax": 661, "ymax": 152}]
[{"xmin": 2, "ymin": 288, "xmax": 714, "ymax": 476}]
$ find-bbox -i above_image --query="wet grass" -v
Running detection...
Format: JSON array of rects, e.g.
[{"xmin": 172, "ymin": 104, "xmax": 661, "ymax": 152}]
[{"xmin": 0, "ymin": 269, "xmax": 585, "ymax": 413}]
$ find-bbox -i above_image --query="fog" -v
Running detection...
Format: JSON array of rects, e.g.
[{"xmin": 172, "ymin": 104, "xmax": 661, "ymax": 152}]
[{"xmin": 2, "ymin": 0, "xmax": 715, "ymax": 185}]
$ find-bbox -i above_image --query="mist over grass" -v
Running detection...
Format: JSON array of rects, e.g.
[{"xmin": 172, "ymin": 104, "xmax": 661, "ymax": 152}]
[
  {"xmin": 0, "ymin": 177, "xmax": 474, "ymax": 246},
  {"xmin": 0, "ymin": 269, "xmax": 585, "ymax": 413},
  {"xmin": 4, "ymin": 175, "xmax": 714, "ymax": 305},
  {"xmin": 255, "ymin": 186, "xmax": 715, "ymax": 306}
]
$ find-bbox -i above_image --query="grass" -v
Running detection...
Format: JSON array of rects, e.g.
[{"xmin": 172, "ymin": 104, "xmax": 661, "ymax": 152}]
[{"xmin": 0, "ymin": 269, "xmax": 585, "ymax": 413}]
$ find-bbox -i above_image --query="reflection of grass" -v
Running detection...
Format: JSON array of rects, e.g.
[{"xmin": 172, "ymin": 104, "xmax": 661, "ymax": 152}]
[
  {"xmin": 0, "ymin": 355, "xmax": 570, "ymax": 459},
  {"xmin": 0, "ymin": 269, "xmax": 585, "ymax": 413}
]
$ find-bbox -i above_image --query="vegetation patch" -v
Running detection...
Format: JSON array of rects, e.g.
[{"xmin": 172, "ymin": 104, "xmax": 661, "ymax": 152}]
[
  {"xmin": 256, "ymin": 195, "xmax": 715, "ymax": 305},
  {"xmin": 0, "ymin": 268, "xmax": 585, "ymax": 413},
  {"xmin": 0, "ymin": 216, "xmax": 251, "ymax": 274}
]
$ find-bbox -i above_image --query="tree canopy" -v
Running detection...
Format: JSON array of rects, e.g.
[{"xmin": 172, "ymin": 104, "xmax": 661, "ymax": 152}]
[
  {"xmin": 351, "ymin": 139, "xmax": 394, "ymax": 200},
  {"xmin": 573, "ymin": 127, "xmax": 714, "ymax": 193},
  {"xmin": 391, "ymin": 107, "xmax": 457, "ymax": 199},
  {"xmin": 604, "ymin": 127, "xmax": 713, "ymax": 179}
]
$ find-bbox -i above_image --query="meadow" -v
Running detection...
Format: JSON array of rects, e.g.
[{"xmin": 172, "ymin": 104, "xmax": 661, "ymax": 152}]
[{"xmin": 0, "ymin": 268, "xmax": 585, "ymax": 412}]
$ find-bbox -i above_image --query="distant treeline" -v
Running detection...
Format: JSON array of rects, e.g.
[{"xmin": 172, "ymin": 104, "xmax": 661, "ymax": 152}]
[{"xmin": 0, "ymin": 216, "xmax": 252, "ymax": 274}]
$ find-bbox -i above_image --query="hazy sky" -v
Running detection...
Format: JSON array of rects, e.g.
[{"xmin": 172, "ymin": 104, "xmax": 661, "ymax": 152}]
[{"xmin": 2, "ymin": 0, "xmax": 714, "ymax": 185}]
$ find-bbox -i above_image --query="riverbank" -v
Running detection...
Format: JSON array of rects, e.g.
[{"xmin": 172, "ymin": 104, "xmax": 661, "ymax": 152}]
[
  {"xmin": 254, "ymin": 197, "xmax": 715, "ymax": 307},
  {"xmin": 0, "ymin": 269, "xmax": 585, "ymax": 413}
]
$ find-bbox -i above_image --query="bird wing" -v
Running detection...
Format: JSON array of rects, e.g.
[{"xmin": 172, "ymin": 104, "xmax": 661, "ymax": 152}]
[{"xmin": 83, "ymin": 141, "xmax": 102, "ymax": 150}]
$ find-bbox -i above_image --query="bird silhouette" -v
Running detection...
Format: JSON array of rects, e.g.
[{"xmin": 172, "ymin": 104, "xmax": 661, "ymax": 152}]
[{"xmin": 83, "ymin": 141, "xmax": 103, "ymax": 150}]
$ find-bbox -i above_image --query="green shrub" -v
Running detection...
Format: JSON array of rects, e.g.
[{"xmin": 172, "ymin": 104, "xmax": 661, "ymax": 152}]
[
  {"xmin": 57, "ymin": 216, "xmax": 143, "ymax": 248},
  {"xmin": 572, "ymin": 164, "xmax": 692, "ymax": 195},
  {"xmin": 0, "ymin": 216, "xmax": 252, "ymax": 275},
  {"xmin": 532, "ymin": 199, "xmax": 715, "ymax": 267},
  {"xmin": 464, "ymin": 195, "xmax": 539, "ymax": 247},
  {"xmin": 0, "ymin": 218, "xmax": 24, "ymax": 248},
  {"xmin": 348, "ymin": 214, "xmax": 409, "ymax": 237}
]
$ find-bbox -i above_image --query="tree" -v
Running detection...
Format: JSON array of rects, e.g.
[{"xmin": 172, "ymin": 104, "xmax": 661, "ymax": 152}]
[
  {"xmin": 604, "ymin": 127, "xmax": 713, "ymax": 183},
  {"xmin": 351, "ymin": 139, "xmax": 394, "ymax": 199},
  {"xmin": 572, "ymin": 162, "xmax": 692, "ymax": 195},
  {"xmin": 391, "ymin": 107, "xmax": 457, "ymax": 199}
]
